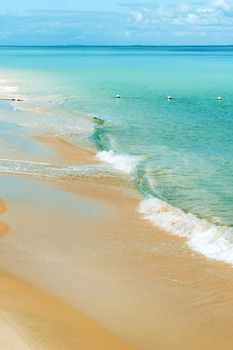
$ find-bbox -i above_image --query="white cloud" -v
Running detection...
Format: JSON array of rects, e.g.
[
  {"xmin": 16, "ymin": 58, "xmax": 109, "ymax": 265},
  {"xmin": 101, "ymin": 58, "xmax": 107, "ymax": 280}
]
[
  {"xmin": 1, "ymin": 1, "xmax": 233, "ymax": 45},
  {"xmin": 131, "ymin": 10, "xmax": 143, "ymax": 22},
  {"xmin": 212, "ymin": 0, "xmax": 230, "ymax": 10},
  {"xmin": 197, "ymin": 8, "xmax": 216, "ymax": 14},
  {"xmin": 129, "ymin": 0, "xmax": 233, "ymax": 28},
  {"xmin": 178, "ymin": 3, "xmax": 189, "ymax": 13},
  {"xmin": 186, "ymin": 13, "xmax": 198, "ymax": 24}
]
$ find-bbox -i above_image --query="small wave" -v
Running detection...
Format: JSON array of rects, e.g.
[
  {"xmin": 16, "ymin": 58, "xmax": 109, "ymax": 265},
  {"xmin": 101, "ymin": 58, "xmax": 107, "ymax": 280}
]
[
  {"xmin": 96, "ymin": 150, "xmax": 138, "ymax": 174},
  {"xmin": 139, "ymin": 197, "xmax": 233, "ymax": 265}
]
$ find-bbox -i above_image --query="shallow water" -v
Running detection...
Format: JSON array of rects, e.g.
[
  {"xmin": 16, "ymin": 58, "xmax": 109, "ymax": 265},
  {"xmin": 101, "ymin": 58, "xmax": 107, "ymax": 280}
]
[{"xmin": 0, "ymin": 46, "xmax": 233, "ymax": 264}]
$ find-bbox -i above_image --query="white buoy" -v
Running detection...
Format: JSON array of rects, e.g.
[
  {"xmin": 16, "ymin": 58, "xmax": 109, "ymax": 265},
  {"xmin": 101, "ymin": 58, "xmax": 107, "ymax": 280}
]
[
  {"xmin": 167, "ymin": 96, "xmax": 173, "ymax": 100},
  {"xmin": 116, "ymin": 94, "xmax": 121, "ymax": 99},
  {"xmin": 217, "ymin": 96, "xmax": 222, "ymax": 101}
]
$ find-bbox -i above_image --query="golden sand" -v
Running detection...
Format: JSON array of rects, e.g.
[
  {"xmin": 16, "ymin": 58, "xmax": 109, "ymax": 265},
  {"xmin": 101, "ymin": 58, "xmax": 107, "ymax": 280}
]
[
  {"xmin": 1, "ymin": 135, "xmax": 233, "ymax": 350},
  {"xmin": 34, "ymin": 134, "xmax": 99, "ymax": 166},
  {"xmin": 0, "ymin": 271, "xmax": 135, "ymax": 350}
]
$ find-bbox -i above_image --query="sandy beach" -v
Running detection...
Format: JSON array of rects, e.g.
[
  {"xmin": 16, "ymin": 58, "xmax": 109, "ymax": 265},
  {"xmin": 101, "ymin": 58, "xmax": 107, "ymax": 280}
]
[
  {"xmin": 0, "ymin": 134, "xmax": 233, "ymax": 349},
  {"xmin": 0, "ymin": 270, "xmax": 137, "ymax": 350}
]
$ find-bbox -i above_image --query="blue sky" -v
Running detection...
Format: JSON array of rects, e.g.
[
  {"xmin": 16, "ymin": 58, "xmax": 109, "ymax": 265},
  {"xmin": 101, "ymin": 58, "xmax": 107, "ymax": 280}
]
[{"xmin": 0, "ymin": 0, "xmax": 233, "ymax": 45}]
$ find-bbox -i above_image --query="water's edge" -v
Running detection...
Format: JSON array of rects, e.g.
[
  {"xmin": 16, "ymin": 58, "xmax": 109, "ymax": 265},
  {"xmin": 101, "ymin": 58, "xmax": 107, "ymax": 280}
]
[{"xmin": 0, "ymin": 88, "xmax": 233, "ymax": 266}]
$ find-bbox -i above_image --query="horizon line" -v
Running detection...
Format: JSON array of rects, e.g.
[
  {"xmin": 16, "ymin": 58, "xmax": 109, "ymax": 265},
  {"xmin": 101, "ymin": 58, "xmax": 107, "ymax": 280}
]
[{"xmin": 0, "ymin": 44, "xmax": 233, "ymax": 48}]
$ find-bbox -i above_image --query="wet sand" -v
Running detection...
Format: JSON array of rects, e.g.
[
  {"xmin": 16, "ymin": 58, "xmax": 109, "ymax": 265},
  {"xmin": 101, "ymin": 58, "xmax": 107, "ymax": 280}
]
[
  {"xmin": 1, "ymin": 136, "xmax": 233, "ymax": 349},
  {"xmin": 0, "ymin": 270, "xmax": 137, "ymax": 350},
  {"xmin": 34, "ymin": 135, "xmax": 99, "ymax": 166},
  {"xmin": 0, "ymin": 140, "xmax": 134, "ymax": 349},
  {"xmin": 0, "ymin": 199, "xmax": 8, "ymax": 236}
]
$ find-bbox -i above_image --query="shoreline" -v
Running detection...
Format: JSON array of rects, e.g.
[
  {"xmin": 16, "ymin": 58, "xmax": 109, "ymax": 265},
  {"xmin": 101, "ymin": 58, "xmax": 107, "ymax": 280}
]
[
  {"xmin": 0, "ymin": 44, "xmax": 233, "ymax": 348},
  {"xmin": 0, "ymin": 133, "xmax": 137, "ymax": 349},
  {"xmin": 1, "ymin": 135, "xmax": 233, "ymax": 349},
  {"xmin": 0, "ymin": 95, "xmax": 232, "ymax": 266},
  {"xmin": 32, "ymin": 129, "xmax": 233, "ymax": 267},
  {"xmin": 33, "ymin": 134, "xmax": 100, "ymax": 166},
  {"xmin": 0, "ymin": 199, "xmax": 8, "ymax": 236}
]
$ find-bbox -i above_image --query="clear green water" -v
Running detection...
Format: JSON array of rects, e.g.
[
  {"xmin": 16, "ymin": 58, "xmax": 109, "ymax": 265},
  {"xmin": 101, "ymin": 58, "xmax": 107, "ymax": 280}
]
[{"xmin": 0, "ymin": 46, "xmax": 233, "ymax": 263}]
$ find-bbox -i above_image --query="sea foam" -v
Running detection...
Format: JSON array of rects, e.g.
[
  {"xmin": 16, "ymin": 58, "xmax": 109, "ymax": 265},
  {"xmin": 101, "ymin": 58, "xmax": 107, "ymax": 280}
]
[
  {"xmin": 96, "ymin": 150, "xmax": 138, "ymax": 174},
  {"xmin": 139, "ymin": 197, "xmax": 233, "ymax": 265},
  {"xmin": 1, "ymin": 86, "xmax": 18, "ymax": 93},
  {"xmin": 0, "ymin": 158, "xmax": 115, "ymax": 178}
]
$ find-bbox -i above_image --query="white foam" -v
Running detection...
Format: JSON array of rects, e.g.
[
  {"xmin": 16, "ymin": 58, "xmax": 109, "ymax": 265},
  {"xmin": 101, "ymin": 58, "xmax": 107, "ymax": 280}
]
[
  {"xmin": 139, "ymin": 197, "xmax": 233, "ymax": 265},
  {"xmin": 1, "ymin": 86, "xmax": 19, "ymax": 93},
  {"xmin": 0, "ymin": 159, "xmax": 115, "ymax": 179},
  {"xmin": 96, "ymin": 150, "xmax": 138, "ymax": 174}
]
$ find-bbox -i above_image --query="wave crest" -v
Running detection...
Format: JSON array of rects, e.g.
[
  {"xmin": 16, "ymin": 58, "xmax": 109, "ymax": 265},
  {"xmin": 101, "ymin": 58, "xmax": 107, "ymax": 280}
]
[
  {"xmin": 96, "ymin": 150, "xmax": 138, "ymax": 174},
  {"xmin": 139, "ymin": 197, "xmax": 233, "ymax": 265}
]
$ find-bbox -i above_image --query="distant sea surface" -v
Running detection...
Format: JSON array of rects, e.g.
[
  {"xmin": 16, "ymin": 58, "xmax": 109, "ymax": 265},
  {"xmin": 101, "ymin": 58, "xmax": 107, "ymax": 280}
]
[{"xmin": 0, "ymin": 46, "xmax": 233, "ymax": 264}]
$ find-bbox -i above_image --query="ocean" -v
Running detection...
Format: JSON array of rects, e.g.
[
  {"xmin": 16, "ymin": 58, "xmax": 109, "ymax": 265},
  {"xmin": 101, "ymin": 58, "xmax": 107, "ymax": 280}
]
[{"xmin": 0, "ymin": 46, "xmax": 233, "ymax": 264}]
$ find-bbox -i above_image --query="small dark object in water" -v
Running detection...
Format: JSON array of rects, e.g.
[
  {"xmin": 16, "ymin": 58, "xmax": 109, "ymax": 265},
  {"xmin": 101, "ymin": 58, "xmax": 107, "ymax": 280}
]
[
  {"xmin": 115, "ymin": 94, "xmax": 121, "ymax": 99},
  {"xmin": 167, "ymin": 96, "xmax": 173, "ymax": 100},
  {"xmin": 93, "ymin": 117, "xmax": 104, "ymax": 125}
]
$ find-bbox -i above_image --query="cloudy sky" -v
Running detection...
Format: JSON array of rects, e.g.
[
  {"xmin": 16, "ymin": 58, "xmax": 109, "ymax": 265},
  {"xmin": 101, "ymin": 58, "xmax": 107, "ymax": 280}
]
[{"xmin": 0, "ymin": 0, "xmax": 233, "ymax": 45}]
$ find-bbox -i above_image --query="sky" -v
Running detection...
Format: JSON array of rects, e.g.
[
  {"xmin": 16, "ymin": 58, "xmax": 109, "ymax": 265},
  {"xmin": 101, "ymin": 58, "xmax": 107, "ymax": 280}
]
[{"xmin": 0, "ymin": 0, "xmax": 233, "ymax": 45}]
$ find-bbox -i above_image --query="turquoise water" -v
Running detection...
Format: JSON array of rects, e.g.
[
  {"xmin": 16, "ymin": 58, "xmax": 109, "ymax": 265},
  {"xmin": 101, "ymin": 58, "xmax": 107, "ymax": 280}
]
[{"xmin": 0, "ymin": 46, "xmax": 233, "ymax": 263}]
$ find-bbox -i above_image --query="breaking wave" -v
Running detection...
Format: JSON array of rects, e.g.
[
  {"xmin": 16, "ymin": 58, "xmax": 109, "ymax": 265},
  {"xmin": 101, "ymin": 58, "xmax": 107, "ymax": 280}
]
[
  {"xmin": 96, "ymin": 150, "xmax": 138, "ymax": 174},
  {"xmin": 139, "ymin": 197, "xmax": 233, "ymax": 265}
]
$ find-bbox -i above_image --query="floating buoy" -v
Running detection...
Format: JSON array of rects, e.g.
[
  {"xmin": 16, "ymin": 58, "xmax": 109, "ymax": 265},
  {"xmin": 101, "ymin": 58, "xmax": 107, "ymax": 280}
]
[
  {"xmin": 167, "ymin": 96, "xmax": 173, "ymax": 100},
  {"xmin": 217, "ymin": 96, "xmax": 222, "ymax": 101},
  {"xmin": 115, "ymin": 94, "xmax": 121, "ymax": 99},
  {"xmin": 11, "ymin": 98, "xmax": 23, "ymax": 102}
]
